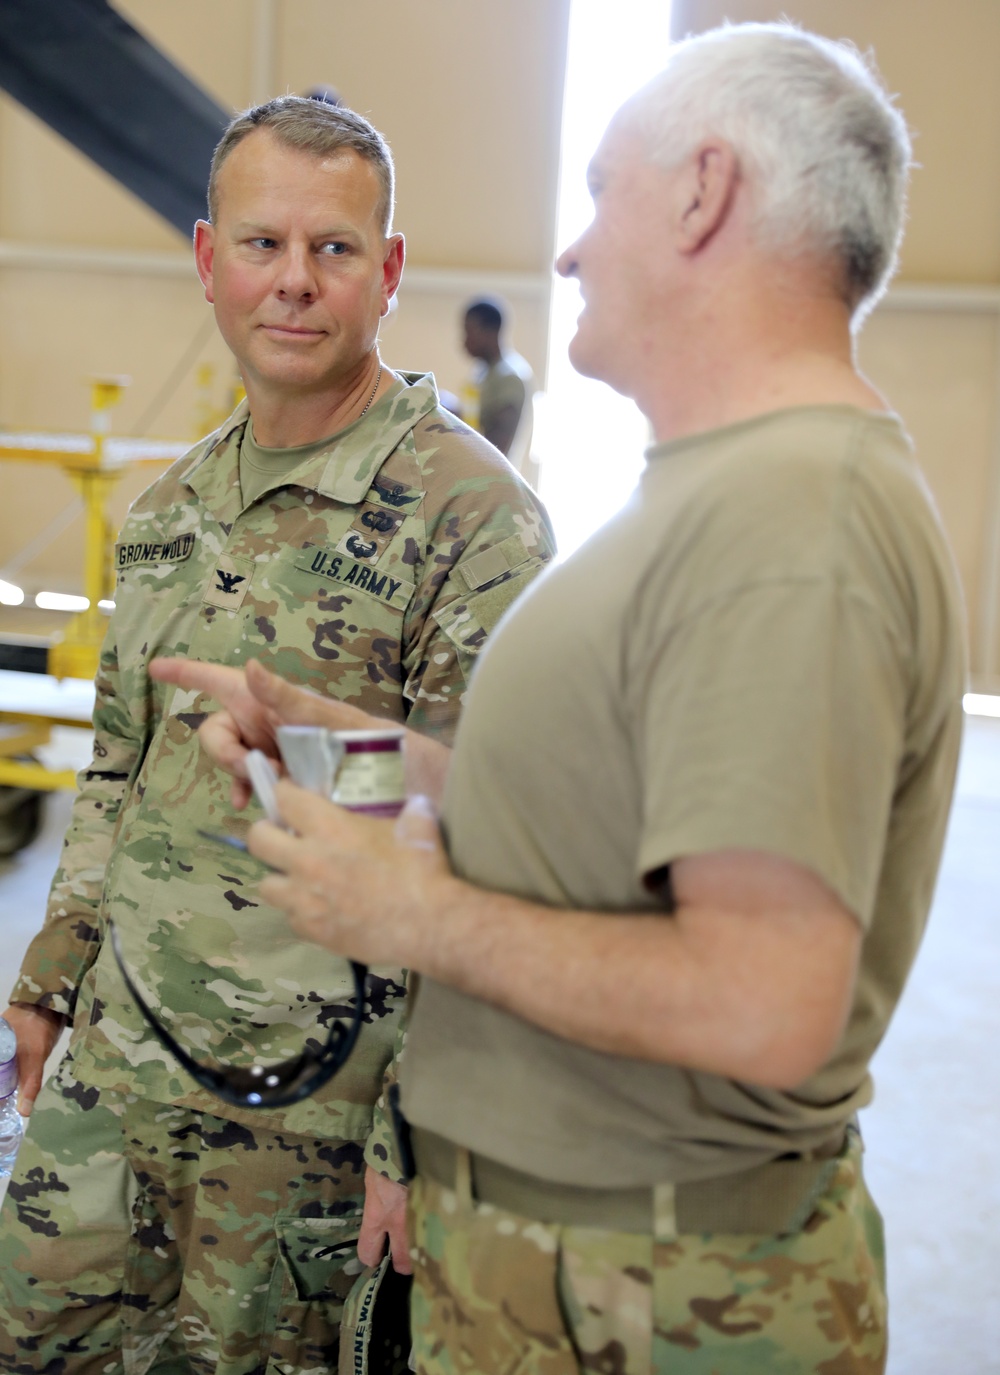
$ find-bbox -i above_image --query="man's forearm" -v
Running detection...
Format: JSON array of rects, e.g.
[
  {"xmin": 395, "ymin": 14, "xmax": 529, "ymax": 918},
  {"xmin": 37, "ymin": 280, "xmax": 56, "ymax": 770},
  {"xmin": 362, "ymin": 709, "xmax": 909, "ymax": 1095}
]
[
  {"xmin": 12, "ymin": 766, "xmax": 125, "ymax": 1015},
  {"xmin": 400, "ymin": 876, "xmax": 853, "ymax": 1089},
  {"xmin": 258, "ymin": 791, "xmax": 860, "ymax": 1092}
]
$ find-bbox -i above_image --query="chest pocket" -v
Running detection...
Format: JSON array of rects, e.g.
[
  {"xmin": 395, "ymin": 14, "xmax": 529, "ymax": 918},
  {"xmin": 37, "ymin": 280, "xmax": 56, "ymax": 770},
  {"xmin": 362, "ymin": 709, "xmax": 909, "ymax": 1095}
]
[
  {"xmin": 112, "ymin": 529, "xmax": 205, "ymax": 660},
  {"xmin": 244, "ymin": 544, "xmax": 416, "ymax": 671}
]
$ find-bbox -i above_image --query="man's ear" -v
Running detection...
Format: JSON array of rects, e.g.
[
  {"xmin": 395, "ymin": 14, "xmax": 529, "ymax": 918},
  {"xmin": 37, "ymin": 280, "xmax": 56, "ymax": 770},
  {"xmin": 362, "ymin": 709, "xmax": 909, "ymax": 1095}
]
[
  {"xmin": 381, "ymin": 233, "xmax": 405, "ymax": 316},
  {"xmin": 675, "ymin": 141, "xmax": 739, "ymax": 254},
  {"xmin": 194, "ymin": 220, "xmax": 216, "ymax": 303}
]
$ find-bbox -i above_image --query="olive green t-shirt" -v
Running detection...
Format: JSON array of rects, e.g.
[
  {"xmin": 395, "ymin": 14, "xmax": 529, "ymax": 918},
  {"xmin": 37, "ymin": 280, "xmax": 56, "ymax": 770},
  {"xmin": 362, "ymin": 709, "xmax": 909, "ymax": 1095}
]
[
  {"xmin": 239, "ymin": 415, "xmax": 344, "ymax": 507},
  {"xmin": 478, "ymin": 353, "xmax": 534, "ymax": 468},
  {"xmin": 402, "ymin": 406, "xmax": 967, "ymax": 1187}
]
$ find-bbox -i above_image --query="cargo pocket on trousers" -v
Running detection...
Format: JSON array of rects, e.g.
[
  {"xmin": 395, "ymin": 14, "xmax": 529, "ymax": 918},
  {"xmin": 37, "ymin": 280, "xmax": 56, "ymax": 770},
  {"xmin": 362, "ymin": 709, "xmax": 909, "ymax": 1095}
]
[
  {"xmin": 121, "ymin": 1186, "xmax": 182, "ymax": 1358},
  {"xmin": 263, "ymin": 1212, "xmax": 366, "ymax": 1368}
]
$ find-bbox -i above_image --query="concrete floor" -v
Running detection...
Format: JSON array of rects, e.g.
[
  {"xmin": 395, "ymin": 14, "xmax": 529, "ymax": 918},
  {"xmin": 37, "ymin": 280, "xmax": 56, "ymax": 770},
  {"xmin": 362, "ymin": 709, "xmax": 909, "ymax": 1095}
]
[{"xmin": 1, "ymin": 701, "xmax": 998, "ymax": 1371}]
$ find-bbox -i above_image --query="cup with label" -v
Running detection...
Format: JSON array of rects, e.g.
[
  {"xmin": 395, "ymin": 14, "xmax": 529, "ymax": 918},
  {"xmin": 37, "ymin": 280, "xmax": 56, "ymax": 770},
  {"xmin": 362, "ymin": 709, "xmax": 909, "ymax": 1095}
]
[{"xmin": 276, "ymin": 724, "xmax": 406, "ymax": 819}]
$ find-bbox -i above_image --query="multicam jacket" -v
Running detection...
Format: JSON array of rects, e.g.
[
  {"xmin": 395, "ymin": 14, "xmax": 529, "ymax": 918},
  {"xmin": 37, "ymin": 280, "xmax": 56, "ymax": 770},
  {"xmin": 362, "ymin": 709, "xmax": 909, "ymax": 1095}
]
[{"xmin": 11, "ymin": 372, "xmax": 555, "ymax": 1155}]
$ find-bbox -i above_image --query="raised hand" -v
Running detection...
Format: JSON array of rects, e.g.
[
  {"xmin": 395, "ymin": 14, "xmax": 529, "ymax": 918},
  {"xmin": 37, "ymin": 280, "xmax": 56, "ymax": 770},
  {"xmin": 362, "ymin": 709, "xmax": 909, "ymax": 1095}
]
[
  {"xmin": 149, "ymin": 657, "xmax": 374, "ymax": 808},
  {"xmin": 149, "ymin": 656, "xmax": 452, "ymax": 806}
]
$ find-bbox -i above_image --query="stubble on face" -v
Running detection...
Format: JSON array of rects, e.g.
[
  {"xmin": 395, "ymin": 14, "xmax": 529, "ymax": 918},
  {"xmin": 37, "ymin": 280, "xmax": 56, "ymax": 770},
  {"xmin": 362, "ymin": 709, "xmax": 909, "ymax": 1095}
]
[{"xmin": 202, "ymin": 132, "xmax": 392, "ymax": 403}]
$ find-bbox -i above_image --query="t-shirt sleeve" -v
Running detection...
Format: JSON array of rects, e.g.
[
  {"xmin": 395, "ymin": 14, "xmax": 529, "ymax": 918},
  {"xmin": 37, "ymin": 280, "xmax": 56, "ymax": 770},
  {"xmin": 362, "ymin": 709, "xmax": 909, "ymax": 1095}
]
[
  {"xmin": 492, "ymin": 372, "xmax": 527, "ymax": 409},
  {"xmin": 630, "ymin": 576, "xmax": 908, "ymax": 927}
]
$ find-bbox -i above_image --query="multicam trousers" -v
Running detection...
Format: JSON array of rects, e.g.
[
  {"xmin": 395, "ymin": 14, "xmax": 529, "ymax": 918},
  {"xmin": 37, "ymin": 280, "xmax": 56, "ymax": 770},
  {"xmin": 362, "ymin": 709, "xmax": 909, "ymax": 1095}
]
[
  {"xmin": 0, "ymin": 1054, "xmax": 372, "ymax": 1374},
  {"xmin": 408, "ymin": 1131, "xmax": 887, "ymax": 1375}
]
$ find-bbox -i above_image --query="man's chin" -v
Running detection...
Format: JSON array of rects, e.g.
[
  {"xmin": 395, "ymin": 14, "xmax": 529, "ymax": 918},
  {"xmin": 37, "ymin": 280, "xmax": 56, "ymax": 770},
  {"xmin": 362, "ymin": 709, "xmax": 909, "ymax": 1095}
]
[
  {"xmin": 248, "ymin": 351, "xmax": 338, "ymax": 389},
  {"xmin": 566, "ymin": 337, "xmax": 636, "ymax": 401},
  {"xmin": 567, "ymin": 333, "xmax": 615, "ymax": 387},
  {"xmin": 566, "ymin": 332, "xmax": 601, "ymax": 382}
]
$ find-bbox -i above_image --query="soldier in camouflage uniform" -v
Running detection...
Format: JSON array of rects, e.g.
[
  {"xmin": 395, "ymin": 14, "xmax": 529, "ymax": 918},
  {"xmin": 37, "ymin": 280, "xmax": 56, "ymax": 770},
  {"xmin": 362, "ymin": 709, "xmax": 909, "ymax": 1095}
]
[
  {"xmin": 0, "ymin": 97, "xmax": 553, "ymax": 1373},
  {"xmin": 194, "ymin": 27, "xmax": 966, "ymax": 1375}
]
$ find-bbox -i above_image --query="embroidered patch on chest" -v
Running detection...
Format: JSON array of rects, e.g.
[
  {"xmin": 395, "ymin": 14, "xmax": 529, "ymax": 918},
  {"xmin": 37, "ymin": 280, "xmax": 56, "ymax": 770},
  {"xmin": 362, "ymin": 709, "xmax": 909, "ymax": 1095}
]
[
  {"xmin": 335, "ymin": 500, "xmax": 406, "ymax": 567},
  {"xmin": 203, "ymin": 553, "xmax": 255, "ymax": 610},
  {"xmin": 295, "ymin": 546, "xmax": 414, "ymax": 611},
  {"xmin": 369, "ymin": 475, "xmax": 423, "ymax": 512},
  {"xmin": 115, "ymin": 532, "xmax": 196, "ymax": 571}
]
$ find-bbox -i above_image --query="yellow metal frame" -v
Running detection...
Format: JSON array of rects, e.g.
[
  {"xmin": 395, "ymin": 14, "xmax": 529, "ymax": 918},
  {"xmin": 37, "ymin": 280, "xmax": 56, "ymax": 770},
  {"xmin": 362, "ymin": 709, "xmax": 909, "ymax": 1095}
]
[
  {"xmin": 0, "ymin": 714, "xmax": 81, "ymax": 791},
  {"xmin": 0, "ymin": 380, "xmax": 179, "ymax": 792},
  {"xmin": 2, "ymin": 379, "xmax": 129, "ymax": 683}
]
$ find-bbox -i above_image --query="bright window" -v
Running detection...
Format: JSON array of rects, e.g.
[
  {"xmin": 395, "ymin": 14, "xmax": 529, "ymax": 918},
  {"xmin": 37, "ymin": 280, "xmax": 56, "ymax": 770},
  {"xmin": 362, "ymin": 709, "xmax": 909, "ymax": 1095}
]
[{"xmin": 536, "ymin": 0, "xmax": 674, "ymax": 558}]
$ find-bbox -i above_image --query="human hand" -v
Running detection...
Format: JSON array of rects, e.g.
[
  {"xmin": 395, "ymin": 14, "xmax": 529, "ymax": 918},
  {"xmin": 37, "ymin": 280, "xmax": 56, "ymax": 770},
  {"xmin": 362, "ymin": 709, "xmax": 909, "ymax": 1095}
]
[
  {"xmin": 149, "ymin": 656, "xmax": 374, "ymax": 808},
  {"xmin": 1, "ymin": 1003, "xmax": 67, "ymax": 1115},
  {"xmin": 250, "ymin": 785, "xmax": 450, "ymax": 969},
  {"xmin": 358, "ymin": 1165, "xmax": 413, "ymax": 1274}
]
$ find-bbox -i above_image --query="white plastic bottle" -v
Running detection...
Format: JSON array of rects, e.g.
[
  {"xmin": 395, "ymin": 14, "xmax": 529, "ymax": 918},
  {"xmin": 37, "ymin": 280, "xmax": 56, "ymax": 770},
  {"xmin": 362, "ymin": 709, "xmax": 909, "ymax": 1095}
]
[{"xmin": 0, "ymin": 1015, "xmax": 24, "ymax": 1179}]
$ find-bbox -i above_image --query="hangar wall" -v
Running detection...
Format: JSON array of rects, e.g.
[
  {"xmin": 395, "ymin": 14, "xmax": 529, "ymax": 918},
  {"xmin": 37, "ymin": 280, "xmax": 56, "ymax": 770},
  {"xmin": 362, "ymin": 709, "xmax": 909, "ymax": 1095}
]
[
  {"xmin": 673, "ymin": 0, "xmax": 1000, "ymax": 687},
  {"xmin": 0, "ymin": 0, "xmax": 570, "ymax": 616},
  {"xmin": 3, "ymin": 0, "xmax": 1000, "ymax": 688}
]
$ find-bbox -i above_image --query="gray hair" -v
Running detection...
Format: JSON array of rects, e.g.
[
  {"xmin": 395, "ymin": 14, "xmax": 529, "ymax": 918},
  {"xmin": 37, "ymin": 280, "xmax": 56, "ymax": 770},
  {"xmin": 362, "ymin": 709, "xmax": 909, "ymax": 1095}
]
[
  {"xmin": 621, "ymin": 22, "xmax": 912, "ymax": 324},
  {"xmin": 208, "ymin": 95, "xmax": 395, "ymax": 234}
]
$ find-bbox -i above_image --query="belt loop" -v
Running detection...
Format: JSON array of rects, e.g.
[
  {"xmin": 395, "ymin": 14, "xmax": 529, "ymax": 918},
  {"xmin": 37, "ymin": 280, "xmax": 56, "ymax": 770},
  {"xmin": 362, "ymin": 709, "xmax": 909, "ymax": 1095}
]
[
  {"xmin": 653, "ymin": 1182, "xmax": 677, "ymax": 1242},
  {"xmin": 454, "ymin": 1146, "xmax": 474, "ymax": 1208}
]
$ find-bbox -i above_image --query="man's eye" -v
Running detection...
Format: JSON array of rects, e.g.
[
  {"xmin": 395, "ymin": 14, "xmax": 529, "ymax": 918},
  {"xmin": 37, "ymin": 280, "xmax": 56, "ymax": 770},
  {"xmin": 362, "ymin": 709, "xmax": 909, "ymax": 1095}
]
[
  {"xmin": 320, "ymin": 242, "xmax": 348, "ymax": 256},
  {"xmin": 249, "ymin": 238, "xmax": 276, "ymax": 250}
]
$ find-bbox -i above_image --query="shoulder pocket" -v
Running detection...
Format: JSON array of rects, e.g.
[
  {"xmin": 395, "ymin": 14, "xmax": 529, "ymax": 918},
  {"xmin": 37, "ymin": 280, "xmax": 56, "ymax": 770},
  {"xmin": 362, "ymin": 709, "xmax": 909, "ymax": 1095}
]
[
  {"xmin": 450, "ymin": 532, "xmax": 534, "ymax": 596},
  {"xmin": 433, "ymin": 561, "xmax": 543, "ymax": 653}
]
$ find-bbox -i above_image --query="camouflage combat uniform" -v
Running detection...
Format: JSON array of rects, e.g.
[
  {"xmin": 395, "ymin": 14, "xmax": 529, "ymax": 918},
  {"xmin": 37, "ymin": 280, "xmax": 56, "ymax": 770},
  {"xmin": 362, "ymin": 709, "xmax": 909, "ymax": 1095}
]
[
  {"xmin": 0, "ymin": 372, "xmax": 554, "ymax": 1374},
  {"xmin": 408, "ymin": 1127, "xmax": 887, "ymax": 1375}
]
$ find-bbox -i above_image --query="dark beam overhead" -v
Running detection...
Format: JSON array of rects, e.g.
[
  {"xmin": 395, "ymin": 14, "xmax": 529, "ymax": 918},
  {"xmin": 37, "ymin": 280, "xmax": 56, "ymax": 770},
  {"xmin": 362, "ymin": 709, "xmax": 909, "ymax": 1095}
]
[{"xmin": 0, "ymin": 0, "xmax": 231, "ymax": 237}]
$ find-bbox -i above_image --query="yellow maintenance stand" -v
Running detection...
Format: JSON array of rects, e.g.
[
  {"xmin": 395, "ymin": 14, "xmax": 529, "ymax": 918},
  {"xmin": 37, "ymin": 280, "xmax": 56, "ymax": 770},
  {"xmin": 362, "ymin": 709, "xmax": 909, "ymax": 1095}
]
[{"xmin": 0, "ymin": 381, "xmax": 186, "ymax": 843}]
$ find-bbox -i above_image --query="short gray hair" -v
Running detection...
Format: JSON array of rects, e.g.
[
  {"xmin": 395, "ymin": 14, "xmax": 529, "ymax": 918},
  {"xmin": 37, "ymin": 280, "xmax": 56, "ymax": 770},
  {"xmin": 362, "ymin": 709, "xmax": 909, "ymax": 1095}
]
[
  {"xmin": 622, "ymin": 22, "xmax": 912, "ymax": 324},
  {"xmin": 208, "ymin": 95, "xmax": 395, "ymax": 234}
]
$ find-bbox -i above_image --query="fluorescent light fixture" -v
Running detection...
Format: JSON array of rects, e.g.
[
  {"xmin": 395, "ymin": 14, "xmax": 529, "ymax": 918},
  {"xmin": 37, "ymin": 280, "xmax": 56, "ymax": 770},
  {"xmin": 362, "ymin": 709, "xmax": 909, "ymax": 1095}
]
[
  {"xmin": 963, "ymin": 693, "xmax": 1000, "ymax": 718},
  {"xmin": 98, "ymin": 600, "xmax": 116, "ymax": 612},
  {"xmin": 0, "ymin": 578, "xmax": 25, "ymax": 606},
  {"xmin": 35, "ymin": 591, "xmax": 89, "ymax": 613}
]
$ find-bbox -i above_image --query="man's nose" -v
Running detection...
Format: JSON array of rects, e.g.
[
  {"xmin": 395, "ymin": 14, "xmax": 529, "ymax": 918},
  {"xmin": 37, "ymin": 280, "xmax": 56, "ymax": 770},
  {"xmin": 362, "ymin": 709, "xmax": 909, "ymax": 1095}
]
[
  {"xmin": 556, "ymin": 241, "xmax": 579, "ymax": 279},
  {"xmin": 275, "ymin": 244, "xmax": 319, "ymax": 298}
]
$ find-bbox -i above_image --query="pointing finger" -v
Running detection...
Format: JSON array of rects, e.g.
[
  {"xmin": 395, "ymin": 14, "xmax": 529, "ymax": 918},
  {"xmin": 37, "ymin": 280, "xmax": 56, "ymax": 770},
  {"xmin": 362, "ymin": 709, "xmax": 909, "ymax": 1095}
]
[
  {"xmin": 150, "ymin": 657, "xmax": 245, "ymax": 703},
  {"xmin": 246, "ymin": 658, "xmax": 384, "ymax": 733}
]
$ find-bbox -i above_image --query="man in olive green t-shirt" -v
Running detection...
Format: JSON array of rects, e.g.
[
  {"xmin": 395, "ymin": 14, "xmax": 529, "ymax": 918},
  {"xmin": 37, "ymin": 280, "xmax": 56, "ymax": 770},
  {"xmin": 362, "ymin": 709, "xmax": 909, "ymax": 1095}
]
[
  {"xmin": 462, "ymin": 296, "xmax": 534, "ymax": 468},
  {"xmin": 175, "ymin": 22, "xmax": 966, "ymax": 1375}
]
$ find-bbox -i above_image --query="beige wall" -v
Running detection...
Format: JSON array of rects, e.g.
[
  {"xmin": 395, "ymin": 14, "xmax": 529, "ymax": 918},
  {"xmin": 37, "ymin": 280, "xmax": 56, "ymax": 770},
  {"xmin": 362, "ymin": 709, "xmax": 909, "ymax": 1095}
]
[
  {"xmin": 671, "ymin": 0, "xmax": 1000, "ymax": 687},
  {"xmin": 3, "ymin": 0, "xmax": 1000, "ymax": 687},
  {"xmin": 0, "ymin": 0, "xmax": 569, "ymax": 608},
  {"xmin": 857, "ymin": 301, "xmax": 1000, "ymax": 685},
  {"xmin": 671, "ymin": 0, "xmax": 1000, "ymax": 284}
]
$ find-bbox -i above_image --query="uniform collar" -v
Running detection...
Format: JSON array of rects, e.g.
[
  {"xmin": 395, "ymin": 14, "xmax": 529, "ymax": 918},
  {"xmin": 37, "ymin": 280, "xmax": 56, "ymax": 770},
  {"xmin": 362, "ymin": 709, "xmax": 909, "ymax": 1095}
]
[{"xmin": 181, "ymin": 371, "xmax": 440, "ymax": 516}]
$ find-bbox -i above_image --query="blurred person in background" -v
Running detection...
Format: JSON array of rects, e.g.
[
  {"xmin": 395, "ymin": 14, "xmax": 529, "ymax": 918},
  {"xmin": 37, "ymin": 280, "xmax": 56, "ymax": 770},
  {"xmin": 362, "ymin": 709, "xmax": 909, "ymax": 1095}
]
[{"xmin": 461, "ymin": 296, "xmax": 535, "ymax": 471}]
